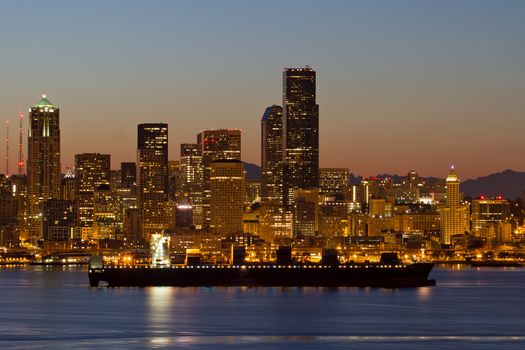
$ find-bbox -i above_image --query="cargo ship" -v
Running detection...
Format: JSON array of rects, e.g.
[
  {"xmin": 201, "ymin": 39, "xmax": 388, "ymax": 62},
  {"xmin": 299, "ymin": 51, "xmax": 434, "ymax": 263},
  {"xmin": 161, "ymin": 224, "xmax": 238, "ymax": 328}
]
[{"xmin": 88, "ymin": 247, "xmax": 435, "ymax": 288}]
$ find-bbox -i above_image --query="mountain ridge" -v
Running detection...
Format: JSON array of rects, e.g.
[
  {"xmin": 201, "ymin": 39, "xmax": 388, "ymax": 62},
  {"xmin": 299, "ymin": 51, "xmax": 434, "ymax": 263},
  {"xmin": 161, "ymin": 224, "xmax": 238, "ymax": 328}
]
[{"xmin": 243, "ymin": 164, "xmax": 525, "ymax": 199}]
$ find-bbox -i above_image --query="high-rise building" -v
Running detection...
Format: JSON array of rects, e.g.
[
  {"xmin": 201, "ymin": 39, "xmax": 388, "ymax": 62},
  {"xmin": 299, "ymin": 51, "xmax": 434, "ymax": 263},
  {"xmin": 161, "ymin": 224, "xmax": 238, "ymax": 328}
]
[
  {"xmin": 137, "ymin": 123, "xmax": 171, "ymax": 240},
  {"xmin": 471, "ymin": 197, "xmax": 510, "ymax": 239},
  {"xmin": 93, "ymin": 184, "xmax": 120, "ymax": 240},
  {"xmin": 259, "ymin": 105, "xmax": 293, "ymax": 242},
  {"xmin": 282, "ymin": 66, "xmax": 319, "ymax": 207},
  {"xmin": 319, "ymin": 168, "xmax": 349, "ymax": 196},
  {"xmin": 168, "ymin": 160, "xmax": 180, "ymax": 201},
  {"xmin": 261, "ymin": 105, "xmax": 283, "ymax": 205},
  {"xmin": 61, "ymin": 168, "xmax": 75, "ymax": 201},
  {"xmin": 120, "ymin": 162, "xmax": 137, "ymax": 188},
  {"xmin": 27, "ymin": 95, "xmax": 61, "ymax": 244},
  {"xmin": 175, "ymin": 204, "xmax": 193, "ymax": 230},
  {"xmin": 42, "ymin": 199, "xmax": 76, "ymax": 244},
  {"xmin": 439, "ymin": 167, "xmax": 469, "ymax": 245},
  {"xmin": 198, "ymin": 129, "xmax": 241, "ymax": 163},
  {"xmin": 319, "ymin": 195, "xmax": 349, "ymax": 238},
  {"xmin": 179, "ymin": 143, "xmax": 204, "ymax": 228},
  {"xmin": 293, "ymin": 189, "xmax": 319, "ymax": 238},
  {"xmin": 197, "ymin": 129, "xmax": 241, "ymax": 228},
  {"xmin": 10, "ymin": 174, "xmax": 28, "ymax": 241},
  {"xmin": 75, "ymin": 153, "xmax": 111, "ymax": 240},
  {"xmin": 210, "ymin": 160, "xmax": 245, "ymax": 236},
  {"xmin": 245, "ymin": 180, "xmax": 261, "ymax": 206}
]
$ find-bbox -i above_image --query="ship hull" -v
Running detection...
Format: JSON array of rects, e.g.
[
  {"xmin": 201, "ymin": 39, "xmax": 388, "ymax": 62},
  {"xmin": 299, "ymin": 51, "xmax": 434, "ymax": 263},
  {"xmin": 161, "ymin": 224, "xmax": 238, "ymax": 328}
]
[{"xmin": 89, "ymin": 264, "xmax": 435, "ymax": 288}]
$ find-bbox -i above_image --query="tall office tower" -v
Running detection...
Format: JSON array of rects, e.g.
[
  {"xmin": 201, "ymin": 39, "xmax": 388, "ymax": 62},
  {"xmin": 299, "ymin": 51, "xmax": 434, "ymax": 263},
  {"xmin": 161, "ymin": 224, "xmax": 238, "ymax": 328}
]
[
  {"xmin": 168, "ymin": 160, "xmax": 180, "ymax": 201},
  {"xmin": 61, "ymin": 168, "xmax": 75, "ymax": 201},
  {"xmin": 259, "ymin": 105, "xmax": 292, "ymax": 241},
  {"xmin": 439, "ymin": 167, "xmax": 469, "ymax": 245},
  {"xmin": 0, "ymin": 175, "xmax": 18, "ymax": 232},
  {"xmin": 75, "ymin": 153, "xmax": 110, "ymax": 240},
  {"xmin": 282, "ymin": 66, "xmax": 319, "ymax": 207},
  {"xmin": 10, "ymin": 174, "xmax": 28, "ymax": 241},
  {"xmin": 210, "ymin": 160, "xmax": 245, "ymax": 236},
  {"xmin": 319, "ymin": 195, "xmax": 349, "ymax": 238},
  {"xmin": 93, "ymin": 184, "xmax": 120, "ymax": 240},
  {"xmin": 137, "ymin": 123, "xmax": 171, "ymax": 240},
  {"xmin": 27, "ymin": 95, "xmax": 61, "ymax": 244},
  {"xmin": 319, "ymin": 168, "xmax": 349, "ymax": 196},
  {"xmin": 197, "ymin": 129, "xmax": 241, "ymax": 228},
  {"xmin": 110, "ymin": 170, "xmax": 122, "ymax": 189},
  {"xmin": 293, "ymin": 189, "xmax": 319, "ymax": 238},
  {"xmin": 245, "ymin": 180, "xmax": 261, "ymax": 205},
  {"xmin": 471, "ymin": 197, "xmax": 510, "ymax": 239},
  {"xmin": 42, "ymin": 199, "xmax": 76, "ymax": 245},
  {"xmin": 179, "ymin": 143, "xmax": 204, "ymax": 228},
  {"xmin": 397, "ymin": 170, "xmax": 421, "ymax": 203},
  {"xmin": 261, "ymin": 105, "xmax": 283, "ymax": 205},
  {"xmin": 0, "ymin": 176, "xmax": 22, "ymax": 247},
  {"xmin": 121, "ymin": 162, "xmax": 137, "ymax": 188}
]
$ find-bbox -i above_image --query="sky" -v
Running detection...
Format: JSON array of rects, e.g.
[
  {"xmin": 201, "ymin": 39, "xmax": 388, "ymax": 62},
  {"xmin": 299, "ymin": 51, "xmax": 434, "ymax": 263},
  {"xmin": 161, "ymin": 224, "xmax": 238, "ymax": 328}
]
[{"xmin": 1, "ymin": 0, "xmax": 524, "ymax": 179}]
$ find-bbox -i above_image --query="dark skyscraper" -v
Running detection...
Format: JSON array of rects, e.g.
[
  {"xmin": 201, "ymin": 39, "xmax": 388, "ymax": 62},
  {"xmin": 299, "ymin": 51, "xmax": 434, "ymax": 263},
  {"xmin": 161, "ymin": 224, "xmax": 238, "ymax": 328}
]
[
  {"xmin": 282, "ymin": 66, "xmax": 319, "ymax": 207},
  {"xmin": 120, "ymin": 162, "xmax": 137, "ymax": 188},
  {"xmin": 27, "ymin": 95, "xmax": 61, "ymax": 244},
  {"xmin": 137, "ymin": 123, "xmax": 170, "ymax": 240},
  {"xmin": 261, "ymin": 105, "xmax": 283, "ymax": 206}
]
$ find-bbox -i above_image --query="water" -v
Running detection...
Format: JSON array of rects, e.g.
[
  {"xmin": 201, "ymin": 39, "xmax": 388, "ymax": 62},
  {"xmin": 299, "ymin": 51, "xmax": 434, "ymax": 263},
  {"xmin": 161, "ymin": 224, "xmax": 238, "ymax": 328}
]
[{"xmin": 0, "ymin": 266, "xmax": 524, "ymax": 349}]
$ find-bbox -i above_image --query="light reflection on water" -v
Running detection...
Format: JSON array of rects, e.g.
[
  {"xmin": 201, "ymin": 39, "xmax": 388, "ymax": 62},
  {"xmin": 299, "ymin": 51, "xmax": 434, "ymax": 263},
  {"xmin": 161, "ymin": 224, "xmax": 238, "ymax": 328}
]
[
  {"xmin": 147, "ymin": 287, "xmax": 174, "ymax": 329},
  {"xmin": 0, "ymin": 266, "xmax": 524, "ymax": 349}
]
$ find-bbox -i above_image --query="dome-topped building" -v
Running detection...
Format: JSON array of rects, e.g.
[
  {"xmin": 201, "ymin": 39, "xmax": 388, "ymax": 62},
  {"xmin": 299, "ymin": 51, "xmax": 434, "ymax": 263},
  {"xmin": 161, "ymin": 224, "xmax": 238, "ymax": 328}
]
[{"xmin": 34, "ymin": 94, "xmax": 54, "ymax": 108}]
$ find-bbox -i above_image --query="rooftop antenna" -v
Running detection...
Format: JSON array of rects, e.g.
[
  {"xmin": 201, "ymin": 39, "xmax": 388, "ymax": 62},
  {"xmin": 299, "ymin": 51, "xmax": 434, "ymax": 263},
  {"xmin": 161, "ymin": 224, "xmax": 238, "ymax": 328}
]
[
  {"xmin": 18, "ymin": 112, "xmax": 24, "ymax": 175},
  {"xmin": 5, "ymin": 120, "xmax": 9, "ymax": 176}
]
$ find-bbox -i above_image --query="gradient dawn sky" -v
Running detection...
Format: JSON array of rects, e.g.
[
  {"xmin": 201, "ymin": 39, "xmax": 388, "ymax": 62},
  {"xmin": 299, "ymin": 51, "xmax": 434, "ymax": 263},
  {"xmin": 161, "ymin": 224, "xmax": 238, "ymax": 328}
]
[{"xmin": 1, "ymin": 0, "xmax": 524, "ymax": 179}]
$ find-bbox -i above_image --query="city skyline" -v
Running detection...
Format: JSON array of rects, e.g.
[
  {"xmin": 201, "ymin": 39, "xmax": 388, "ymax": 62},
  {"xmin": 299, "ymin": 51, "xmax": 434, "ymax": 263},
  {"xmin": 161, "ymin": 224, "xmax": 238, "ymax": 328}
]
[
  {"xmin": 2, "ymin": 3, "xmax": 524, "ymax": 349},
  {"xmin": 2, "ymin": 0, "xmax": 525, "ymax": 179}
]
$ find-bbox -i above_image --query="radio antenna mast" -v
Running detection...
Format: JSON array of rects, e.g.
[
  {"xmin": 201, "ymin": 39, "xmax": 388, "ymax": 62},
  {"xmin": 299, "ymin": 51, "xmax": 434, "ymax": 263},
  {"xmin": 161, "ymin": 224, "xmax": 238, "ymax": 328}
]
[
  {"xmin": 18, "ymin": 112, "xmax": 24, "ymax": 175},
  {"xmin": 5, "ymin": 120, "xmax": 9, "ymax": 176}
]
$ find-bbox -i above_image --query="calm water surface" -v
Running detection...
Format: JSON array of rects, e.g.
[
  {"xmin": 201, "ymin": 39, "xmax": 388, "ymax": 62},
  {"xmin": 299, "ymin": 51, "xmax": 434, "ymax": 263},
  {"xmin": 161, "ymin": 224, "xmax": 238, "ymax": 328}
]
[{"xmin": 0, "ymin": 265, "xmax": 524, "ymax": 349}]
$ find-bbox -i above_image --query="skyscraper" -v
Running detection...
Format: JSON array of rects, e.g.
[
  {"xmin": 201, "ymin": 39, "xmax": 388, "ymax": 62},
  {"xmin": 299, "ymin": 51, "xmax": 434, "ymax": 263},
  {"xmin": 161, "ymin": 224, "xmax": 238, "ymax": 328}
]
[
  {"xmin": 93, "ymin": 184, "xmax": 120, "ymax": 240},
  {"xmin": 60, "ymin": 168, "xmax": 75, "ymax": 201},
  {"xmin": 293, "ymin": 189, "xmax": 320, "ymax": 237},
  {"xmin": 137, "ymin": 123, "xmax": 171, "ymax": 240},
  {"xmin": 282, "ymin": 66, "xmax": 319, "ymax": 207},
  {"xmin": 439, "ymin": 167, "xmax": 469, "ymax": 245},
  {"xmin": 179, "ymin": 143, "xmax": 204, "ymax": 228},
  {"xmin": 319, "ymin": 168, "xmax": 349, "ymax": 196},
  {"xmin": 120, "ymin": 162, "xmax": 137, "ymax": 188},
  {"xmin": 197, "ymin": 129, "xmax": 241, "ymax": 228},
  {"xmin": 75, "ymin": 153, "xmax": 111, "ymax": 240},
  {"xmin": 471, "ymin": 197, "xmax": 510, "ymax": 239},
  {"xmin": 259, "ymin": 105, "xmax": 293, "ymax": 242},
  {"xmin": 210, "ymin": 160, "xmax": 245, "ymax": 236},
  {"xmin": 27, "ymin": 95, "xmax": 61, "ymax": 244},
  {"xmin": 261, "ymin": 105, "xmax": 283, "ymax": 206}
]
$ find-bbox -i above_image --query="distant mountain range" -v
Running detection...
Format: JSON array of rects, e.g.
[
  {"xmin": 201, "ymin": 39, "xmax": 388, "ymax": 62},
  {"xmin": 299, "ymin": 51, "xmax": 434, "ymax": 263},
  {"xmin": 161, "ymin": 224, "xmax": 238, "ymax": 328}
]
[
  {"xmin": 244, "ymin": 163, "xmax": 261, "ymax": 180},
  {"xmin": 243, "ymin": 164, "xmax": 525, "ymax": 199},
  {"xmin": 460, "ymin": 169, "xmax": 525, "ymax": 199}
]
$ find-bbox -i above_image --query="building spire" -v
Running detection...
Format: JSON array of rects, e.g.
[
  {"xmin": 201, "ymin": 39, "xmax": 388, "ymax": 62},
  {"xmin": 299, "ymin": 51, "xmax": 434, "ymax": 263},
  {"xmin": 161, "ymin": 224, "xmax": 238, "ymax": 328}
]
[{"xmin": 446, "ymin": 165, "xmax": 459, "ymax": 182}]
